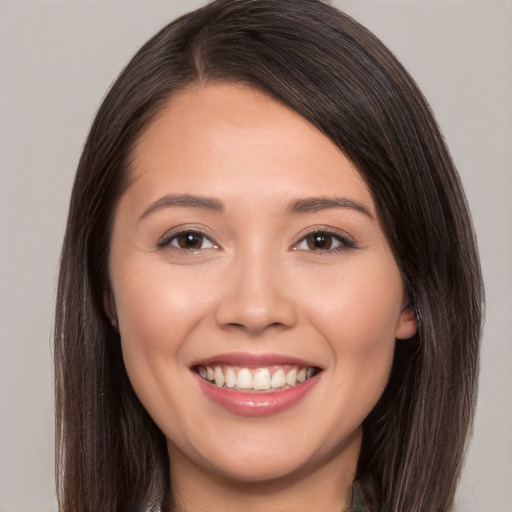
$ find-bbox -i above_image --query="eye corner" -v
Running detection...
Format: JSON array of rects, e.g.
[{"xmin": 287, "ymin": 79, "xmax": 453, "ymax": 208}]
[
  {"xmin": 292, "ymin": 227, "xmax": 358, "ymax": 254},
  {"xmin": 156, "ymin": 227, "xmax": 220, "ymax": 253}
]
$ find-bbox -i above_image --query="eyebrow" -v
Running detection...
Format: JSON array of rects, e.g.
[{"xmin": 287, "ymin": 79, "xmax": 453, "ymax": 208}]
[
  {"xmin": 287, "ymin": 197, "xmax": 373, "ymax": 219},
  {"xmin": 138, "ymin": 194, "xmax": 373, "ymax": 221},
  {"xmin": 139, "ymin": 194, "xmax": 224, "ymax": 221}
]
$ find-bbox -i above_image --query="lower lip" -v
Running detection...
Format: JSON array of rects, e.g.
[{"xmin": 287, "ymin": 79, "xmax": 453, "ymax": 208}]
[{"xmin": 194, "ymin": 372, "xmax": 321, "ymax": 417}]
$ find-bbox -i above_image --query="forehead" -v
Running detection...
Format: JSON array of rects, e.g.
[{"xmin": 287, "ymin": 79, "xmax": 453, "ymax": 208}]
[{"xmin": 127, "ymin": 82, "xmax": 375, "ymax": 215}]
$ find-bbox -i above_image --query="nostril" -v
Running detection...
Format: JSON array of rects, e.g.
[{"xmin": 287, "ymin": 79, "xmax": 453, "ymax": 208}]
[
  {"xmin": 214, "ymin": 277, "xmax": 298, "ymax": 332},
  {"xmin": 222, "ymin": 321, "xmax": 288, "ymax": 334}
]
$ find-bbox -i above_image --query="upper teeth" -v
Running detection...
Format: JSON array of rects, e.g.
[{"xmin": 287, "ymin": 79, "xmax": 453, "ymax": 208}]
[{"xmin": 197, "ymin": 365, "xmax": 317, "ymax": 391}]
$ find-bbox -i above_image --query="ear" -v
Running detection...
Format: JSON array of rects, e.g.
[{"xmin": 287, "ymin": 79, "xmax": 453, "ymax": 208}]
[
  {"xmin": 103, "ymin": 289, "xmax": 118, "ymax": 329},
  {"xmin": 394, "ymin": 304, "xmax": 417, "ymax": 340}
]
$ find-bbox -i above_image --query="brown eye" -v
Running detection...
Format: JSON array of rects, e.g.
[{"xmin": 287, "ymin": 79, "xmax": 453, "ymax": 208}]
[
  {"xmin": 294, "ymin": 230, "xmax": 356, "ymax": 253},
  {"xmin": 175, "ymin": 232, "xmax": 206, "ymax": 250},
  {"xmin": 306, "ymin": 232, "xmax": 333, "ymax": 250},
  {"xmin": 157, "ymin": 230, "xmax": 217, "ymax": 252}
]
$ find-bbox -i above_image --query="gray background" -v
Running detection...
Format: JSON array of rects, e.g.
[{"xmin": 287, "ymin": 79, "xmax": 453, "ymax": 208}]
[{"xmin": 0, "ymin": 1, "xmax": 510, "ymax": 511}]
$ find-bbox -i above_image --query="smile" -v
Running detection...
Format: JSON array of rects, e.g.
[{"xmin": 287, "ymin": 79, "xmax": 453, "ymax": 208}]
[{"xmin": 195, "ymin": 364, "xmax": 320, "ymax": 392}]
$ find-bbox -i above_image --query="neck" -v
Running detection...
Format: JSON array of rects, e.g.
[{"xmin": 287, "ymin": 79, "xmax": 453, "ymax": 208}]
[{"xmin": 166, "ymin": 429, "xmax": 362, "ymax": 512}]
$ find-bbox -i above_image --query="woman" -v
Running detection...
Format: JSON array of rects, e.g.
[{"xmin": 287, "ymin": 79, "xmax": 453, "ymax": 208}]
[{"xmin": 54, "ymin": 0, "xmax": 483, "ymax": 510}]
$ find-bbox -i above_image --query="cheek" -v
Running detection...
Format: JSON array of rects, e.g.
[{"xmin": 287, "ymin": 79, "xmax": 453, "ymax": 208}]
[
  {"xmin": 114, "ymin": 260, "xmax": 212, "ymax": 350},
  {"xmin": 111, "ymin": 260, "xmax": 221, "ymax": 443},
  {"xmin": 111, "ymin": 261, "xmax": 213, "ymax": 407},
  {"xmin": 117, "ymin": 268, "xmax": 181, "ymax": 352},
  {"xmin": 307, "ymin": 267, "xmax": 402, "ymax": 344},
  {"xmin": 299, "ymin": 257, "xmax": 403, "ymax": 410}
]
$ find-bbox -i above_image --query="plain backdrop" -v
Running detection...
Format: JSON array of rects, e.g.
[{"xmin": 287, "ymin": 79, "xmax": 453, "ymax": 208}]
[{"xmin": 0, "ymin": 1, "xmax": 511, "ymax": 511}]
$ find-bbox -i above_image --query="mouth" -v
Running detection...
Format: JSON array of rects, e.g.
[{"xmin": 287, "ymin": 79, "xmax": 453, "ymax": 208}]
[
  {"xmin": 193, "ymin": 364, "xmax": 322, "ymax": 393},
  {"xmin": 192, "ymin": 354, "xmax": 323, "ymax": 417}
]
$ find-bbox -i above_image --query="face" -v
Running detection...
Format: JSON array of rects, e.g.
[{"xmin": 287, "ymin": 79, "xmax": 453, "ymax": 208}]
[{"xmin": 108, "ymin": 83, "xmax": 416, "ymax": 489}]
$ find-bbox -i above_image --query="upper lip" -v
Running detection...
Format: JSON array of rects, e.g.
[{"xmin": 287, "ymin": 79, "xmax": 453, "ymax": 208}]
[{"xmin": 190, "ymin": 352, "xmax": 323, "ymax": 369}]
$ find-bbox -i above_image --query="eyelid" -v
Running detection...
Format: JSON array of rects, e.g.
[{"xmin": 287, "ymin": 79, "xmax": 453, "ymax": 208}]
[
  {"xmin": 291, "ymin": 226, "xmax": 358, "ymax": 252},
  {"xmin": 156, "ymin": 224, "xmax": 219, "ymax": 250}
]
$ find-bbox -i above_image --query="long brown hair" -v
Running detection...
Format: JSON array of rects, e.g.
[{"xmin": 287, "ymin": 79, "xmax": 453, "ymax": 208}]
[{"xmin": 55, "ymin": 1, "xmax": 483, "ymax": 510}]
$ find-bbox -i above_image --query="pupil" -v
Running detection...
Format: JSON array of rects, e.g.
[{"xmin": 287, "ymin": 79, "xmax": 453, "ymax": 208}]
[
  {"xmin": 308, "ymin": 233, "xmax": 332, "ymax": 250},
  {"xmin": 178, "ymin": 232, "xmax": 203, "ymax": 249}
]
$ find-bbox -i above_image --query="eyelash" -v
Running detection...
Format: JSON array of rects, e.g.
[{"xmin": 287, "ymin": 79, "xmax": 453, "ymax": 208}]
[
  {"xmin": 156, "ymin": 228, "xmax": 218, "ymax": 253},
  {"xmin": 293, "ymin": 229, "xmax": 357, "ymax": 254},
  {"xmin": 156, "ymin": 228, "xmax": 357, "ymax": 254}
]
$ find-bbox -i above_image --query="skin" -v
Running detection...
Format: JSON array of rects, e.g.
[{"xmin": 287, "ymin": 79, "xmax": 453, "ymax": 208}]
[{"xmin": 107, "ymin": 83, "xmax": 417, "ymax": 512}]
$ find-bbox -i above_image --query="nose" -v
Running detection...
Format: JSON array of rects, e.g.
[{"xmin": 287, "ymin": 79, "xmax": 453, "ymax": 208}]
[{"xmin": 214, "ymin": 249, "xmax": 298, "ymax": 335}]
